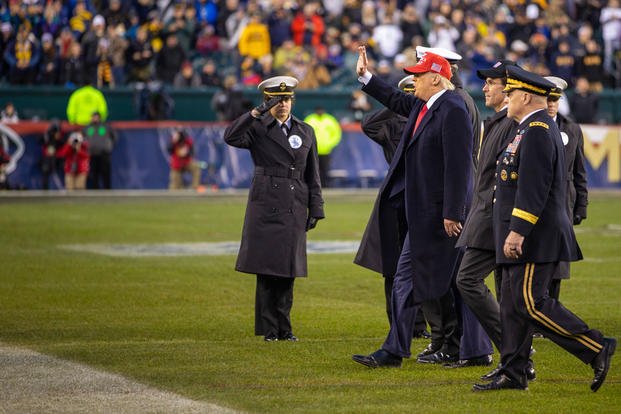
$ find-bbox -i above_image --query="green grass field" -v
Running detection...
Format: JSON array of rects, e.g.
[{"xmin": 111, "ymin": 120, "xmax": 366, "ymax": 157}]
[{"xmin": 0, "ymin": 191, "xmax": 620, "ymax": 413}]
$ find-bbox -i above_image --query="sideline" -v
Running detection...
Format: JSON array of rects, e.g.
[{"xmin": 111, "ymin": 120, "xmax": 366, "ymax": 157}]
[{"xmin": 0, "ymin": 343, "xmax": 240, "ymax": 414}]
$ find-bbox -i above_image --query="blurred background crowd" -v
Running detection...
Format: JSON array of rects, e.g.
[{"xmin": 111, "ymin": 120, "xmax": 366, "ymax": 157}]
[{"xmin": 1, "ymin": 0, "xmax": 620, "ymax": 93}]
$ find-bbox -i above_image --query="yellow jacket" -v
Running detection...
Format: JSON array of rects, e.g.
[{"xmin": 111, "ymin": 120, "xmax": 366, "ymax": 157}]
[
  {"xmin": 66, "ymin": 85, "xmax": 109, "ymax": 126},
  {"xmin": 304, "ymin": 112, "xmax": 342, "ymax": 155},
  {"xmin": 238, "ymin": 23, "xmax": 271, "ymax": 59}
]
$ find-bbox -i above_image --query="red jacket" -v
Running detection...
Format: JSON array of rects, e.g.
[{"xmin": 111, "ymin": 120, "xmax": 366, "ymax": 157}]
[
  {"xmin": 291, "ymin": 13, "xmax": 325, "ymax": 47},
  {"xmin": 57, "ymin": 142, "xmax": 90, "ymax": 174},
  {"xmin": 168, "ymin": 135, "xmax": 194, "ymax": 170}
]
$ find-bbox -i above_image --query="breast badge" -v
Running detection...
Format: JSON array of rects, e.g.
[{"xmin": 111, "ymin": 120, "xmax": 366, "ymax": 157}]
[{"xmin": 288, "ymin": 135, "xmax": 302, "ymax": 149}]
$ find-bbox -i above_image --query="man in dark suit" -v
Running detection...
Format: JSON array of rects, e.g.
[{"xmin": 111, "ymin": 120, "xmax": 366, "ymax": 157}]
[
  {"xmin": 352, "ymin": 46, "xmax": 472, "ymax": 368},
  {"xmin": 355, "ymin": 75, "xmax": 430, "ymax": 339},
  {"xmin": 544, "ymin": 76, "xmax": 589, "ymax": 300},
  {"xmin": 453, "ymin": 60, "xmax": 518, "ymax": 369},
  {"xmin": 473, "ymin": 66, "xmax": 615, "ymax": 392}
]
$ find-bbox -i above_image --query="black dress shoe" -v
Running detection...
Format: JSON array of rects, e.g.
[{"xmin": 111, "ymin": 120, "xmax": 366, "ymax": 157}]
[
  {"xmin": 444, "ymin": 354, "xmax": 493, "ymax": 368},
  {"xmin": 279, "ymin": 333, "xmax": 299, "ymax": 342},
  {"xmin": 352, "ymin": 349, "xmax": 402, "ymax": 368},
  {"xmin": 473, "ymin": 374, "xmax": 527, "ymax": 391},
  {"xmin": 526, "ymin": 360, "xmax": 536, "ymax": 381},
  {"xmin": 264, "ymin": 334, "xmax": 278, "ymax": 342},
  {"xmin": 417, "ymin": 350, "xmax": 458, "ymax": 364},
  {"xmin": 480, "ymin": 364, "xmax": 501, "ymax": 381},
  {"xmin": 413, "ymin": 329, "xmax": 432, "ymax": 339},
  {"xmin": 591, "ymin": 337, "xmax": 617, "ymax": 392},
  {"xmin": 417, "ymin": 343, "xmax": 441, "ymax": 358}
]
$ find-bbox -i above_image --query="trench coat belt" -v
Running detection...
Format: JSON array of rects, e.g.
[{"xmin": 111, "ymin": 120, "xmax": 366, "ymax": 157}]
[{"xmin": 255, "ymin": 166, "xmax": 301, "ymax": 179}]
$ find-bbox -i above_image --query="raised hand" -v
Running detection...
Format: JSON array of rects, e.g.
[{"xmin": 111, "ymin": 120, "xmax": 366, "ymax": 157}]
[
  {"xmin": 252, "ymin": 96, "xmax": 282, "ymax": 117},
  {"xmin": 356, "ymin": 45, "xmax": 369, "ymax": 77}
]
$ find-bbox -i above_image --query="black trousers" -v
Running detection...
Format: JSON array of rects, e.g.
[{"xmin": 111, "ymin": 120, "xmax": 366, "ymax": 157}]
[
  {"xmin": 422, "ymin": 288, "xmax": 461, "ymax": 355},
  {"xmin": 255, "ymin": 275, "xmax": 295, "ymax": 338},
  {"xmin": 88, "ymin": 153, "xmax": 111, "ymax": 189},
  {"xmin": 499, "ymin": 262, "xmax": 604, "ymax": 387},
  {"xmin": 456, "ymin": 247, "xmax": 502, "ymax": 350}
]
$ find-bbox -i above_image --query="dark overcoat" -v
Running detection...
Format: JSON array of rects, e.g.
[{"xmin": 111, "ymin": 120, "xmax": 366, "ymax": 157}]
[
  {"xmin": 457, "ymin": 108, "xmax": 516, "ymax": 250},
  {"xmin": 362, "ymin": 75, "xmax": 473, "ymax": 301},
  {"xmin": 224, "ymin": 112, "xmax": 324, "ymax": 278},
  {"xmin": 354, "ymin": 108, "xmax": 407, "ymax": 276},
  {"xmin": 492, "ymin": 110, "xmax": 582, "ymax": 264},
  {"xmin": 557, "ymin": 114, "xmax": 588, "ymax": 220}
]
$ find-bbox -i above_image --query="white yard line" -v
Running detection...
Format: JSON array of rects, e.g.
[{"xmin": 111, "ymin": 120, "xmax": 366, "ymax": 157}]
[{"xmin": 0, "ymin": 343, "xmax": 240, "ymax": 414}]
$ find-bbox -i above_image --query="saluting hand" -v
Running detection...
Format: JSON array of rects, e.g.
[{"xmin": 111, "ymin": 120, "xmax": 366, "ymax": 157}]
[{"xmin": 356, "ymin": 45, "xmax": 368, "ymax": 77}]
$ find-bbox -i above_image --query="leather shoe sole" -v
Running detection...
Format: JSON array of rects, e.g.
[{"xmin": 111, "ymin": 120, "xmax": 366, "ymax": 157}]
[
  {"xmin": 591, "ymin": 337, "xmax": 617, "ymax": 392},
  {"xmin": 417, "ymin": 351, "xmax": 458, "ymax": 364}
]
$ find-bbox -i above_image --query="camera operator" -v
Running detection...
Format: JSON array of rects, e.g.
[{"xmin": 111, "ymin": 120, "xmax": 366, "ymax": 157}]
[
  {"xmin": 57, "ymin": 132, "xmax": 90, "ymax": 190},
  {"xmin": 40, "ymin": 121, "xmax": 67, "ymax": 190},
  {"xmin": 168, "ymin": 128, "xmax": 201, "ymax": 190}
]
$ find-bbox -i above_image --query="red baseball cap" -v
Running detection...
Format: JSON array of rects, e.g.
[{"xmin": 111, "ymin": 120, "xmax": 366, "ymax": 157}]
[{"xmin": 403, "ymin": 52, "xmax": 452, "ymax": 80}]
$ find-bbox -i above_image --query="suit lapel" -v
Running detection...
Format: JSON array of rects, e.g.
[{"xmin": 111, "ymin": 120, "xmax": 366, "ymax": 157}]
[
  {"xmin": 263, "ymin": 115, "xmax": 294, "ymax": 157},
  {"xmin": 407, "ymin": 94, "xmax": 448, "ymax": 149}
]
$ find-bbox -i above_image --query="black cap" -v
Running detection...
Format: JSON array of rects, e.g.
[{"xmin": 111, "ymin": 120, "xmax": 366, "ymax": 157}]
[
  {"xmin": 476, "ymin": 59, "xmax": 517, "ymax": 80},
  {"xmin": 504, "ymin": 66, "xmax": 555, "ymax": 97}
]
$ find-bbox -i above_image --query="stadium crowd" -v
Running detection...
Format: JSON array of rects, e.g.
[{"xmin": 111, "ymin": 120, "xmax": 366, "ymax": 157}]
[{"xmin": 0, "ymin": 0, "xmax": 620, "ymax": 93}]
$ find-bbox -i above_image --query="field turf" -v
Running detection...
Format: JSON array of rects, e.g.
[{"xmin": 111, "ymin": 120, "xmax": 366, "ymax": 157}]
[{"xmin": 0, "ymin": 191, "xmax": 619, "ymax": 413}]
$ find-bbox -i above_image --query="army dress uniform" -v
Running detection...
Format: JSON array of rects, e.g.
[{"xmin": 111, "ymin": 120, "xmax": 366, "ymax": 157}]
[
  {"xmin": 224, "ymin": 76, "xmax": 324, "ymax": 341},
  {"xmin": 487, "ymin": 67, "xmax": 612, "ymax": 391}
]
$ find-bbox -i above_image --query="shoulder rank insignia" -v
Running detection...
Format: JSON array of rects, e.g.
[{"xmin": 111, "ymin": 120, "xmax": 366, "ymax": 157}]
[{"xmin": 529, "ymin": 121, "xmax": 549, "ymax": 129}]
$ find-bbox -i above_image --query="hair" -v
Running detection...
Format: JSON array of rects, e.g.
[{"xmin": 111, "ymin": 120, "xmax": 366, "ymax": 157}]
[{"xmin": 438, "ymin": 76, "xmax": 455, "ymax": 90}]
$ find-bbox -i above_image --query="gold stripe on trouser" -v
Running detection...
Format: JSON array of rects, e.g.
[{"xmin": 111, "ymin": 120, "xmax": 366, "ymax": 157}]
[{"xmin": 522, "ymin": 263, "xmax": 602, "ymax": 353}]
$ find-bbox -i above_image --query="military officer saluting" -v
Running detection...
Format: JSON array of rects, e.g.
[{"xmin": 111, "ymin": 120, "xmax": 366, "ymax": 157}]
[
  {"xmin": 473, "ymin": 66, "xmax": 616, "ymax": 392},
  {"xmin": 223, "ymin": 76, "xmax": 324, "ymax": 342}
]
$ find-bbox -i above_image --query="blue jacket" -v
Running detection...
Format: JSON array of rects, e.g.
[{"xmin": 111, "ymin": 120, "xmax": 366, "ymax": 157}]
[{"xmin": 362, "ymin": 75, "xmax": 473, "ymax": 301}]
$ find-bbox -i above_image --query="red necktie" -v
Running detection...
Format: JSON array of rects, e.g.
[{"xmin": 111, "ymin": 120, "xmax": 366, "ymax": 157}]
[{"xmin": 412, "ymin": 105, "xmax": 428, "ymax": 136}]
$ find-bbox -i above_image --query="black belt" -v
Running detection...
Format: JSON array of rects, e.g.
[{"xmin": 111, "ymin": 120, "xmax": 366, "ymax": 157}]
[{"xmin": 255, "ymin": 166, "xmax": 301, "ymax": 179}]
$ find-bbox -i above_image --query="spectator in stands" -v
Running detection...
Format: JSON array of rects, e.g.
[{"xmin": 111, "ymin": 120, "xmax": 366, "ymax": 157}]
[
  {"xmin": 95, "ymin": 38, "xmax": 114, "ymax": 88},
  {"xmin": 257, "ymin": 53, "xmax": 276, "ymax": 78},
  {"xmin": 372, "ymin": 14, "xmax": 403, "ymax": 60},
  {"xmin": 81, "ymin": 14, "xmax": 107, "ymax": 85},
  {"xmin": 156, "ymin": 32, "xmax": 186, "ymax": 85},
  {"xmin": 103, "ymin": 0, "xmax": 128, "ymax": 29},
  {"xmin": 427, "ymin": 15, "xmax": 459, "ymax": 52},
  {"xmin": 107, "ymin": 23, "xmax": 128, "ymax": 86},
  {"xmin": 304, "ymin": 106, "xmax": 342, "ymax": 187},
  {"xmin": 297, "ymin": 55, "xmax": 332, "ymax": 90},
  {"xmin": 273, "ymin": 39, "xmax": 299, "ymax": 72},
  {"xmin": 66, "ymin": 81, "xmax": 108, "ymax": 126},
  {"xmin": 199, "ymin": 59, "xmax": 221, "ymax": 87},
  {"xmin": 59, "ymin": 39, "xmax": 84, "ymax": 87},
  {"xmin": 238, "ymin": 12, "xmax": 270, "ymax": 60},
  {"xmin": 163, "ymin": 2, "xmax": 196, "ymax": 54},
  {"xmin": 601, "ymin": 0, "xmax": 621, "ymax": 73},
  {"xmin": 0, "ymin": 23, "xmax": 12, "ymax": 82},
  {"xmin": 168, "ymin": 128, "xmax": 201, "ymax": 190},
  {"xmin": 40, "ymin": 121, "xmax": 66, "ymax": 190},
  {"xmin": 69, "ymin": 0, "xmax": 93, "ymax": 40},
  {"xmin": 211, "ymin": 74, "xmax": 251, "ymax": 121},
  {"xmin": 42, "ymin": 0, "xmax": 62, "ymax": 38},
  {"xmin": 83, "ymin": 111, "xmax": 116, "ymax": 189},
  {"xmin": 569, "ymin": 76, "xmax": 600, "ymax": 124},
  {"xmin": 0, "ymin": 102, "xmax": 19, "ymax": 123},
  {"xmin": 173, "ymin": 60, "xmax": 201, "ymax": 88},
  {"xmin": 57, "ymin": 131, "xmax": 89, "ymax": 191},
  {"xmin": 125, "ymin": 25, "xmax": 153, "ymax": 83},
  {"xmin": 38, "ymin": 32, "xmax": 59, "ymax": 84},
  {"xmin": 4, "ymin": 23, "xmax": 40, "ymax": 85},
  {"xmin": 239, "ymin": 55, "xmax": 261, "ymax": 86},
  {"xmin": 195, "ymin": 0, "xmax": 218, "ymax": 29},
  {"xmin": 195, "ymin": 24, "xmax": 220, "ymax": 57},
  {"xmin": 291, "ymin": 2, "xmax": 325, "ymax": 49},
  {"xmin": 549, "ymin": 39, "xmax": 575, "ymax": 87},
  {"xmin": 400, "ymin": 4, "xmax": 425, "ymax": 49},
  {"xmin": 576, "ymin": 39, "xmax": 605, "ymax": 91},
  {"xmin": 267, "ymin": 3, "xmax": 292, "ymax": 49}
]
